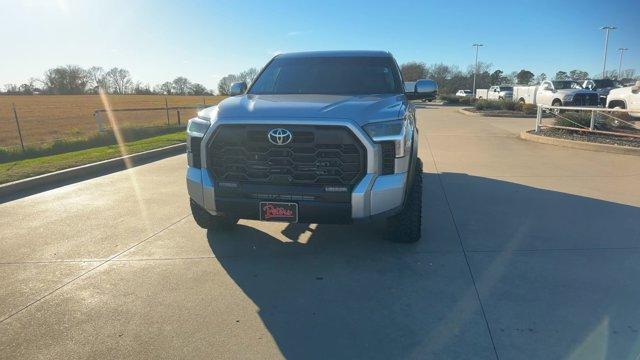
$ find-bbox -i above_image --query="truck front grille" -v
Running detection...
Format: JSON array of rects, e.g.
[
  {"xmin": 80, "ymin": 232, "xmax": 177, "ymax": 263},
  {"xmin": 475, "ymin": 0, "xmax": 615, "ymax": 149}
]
[
  {"xmin": 208, "ymin": 125, "xmax": 366, "ymax": 186},
  {"xmin": 572, "ymin": 93, "xmax": 599, "ymax": 106}
]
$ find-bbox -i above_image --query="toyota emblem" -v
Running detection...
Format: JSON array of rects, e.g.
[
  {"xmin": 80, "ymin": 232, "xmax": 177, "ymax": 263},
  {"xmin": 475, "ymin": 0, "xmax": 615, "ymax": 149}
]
[{"xmin": 267, "ymin": 128, "xmax": 293, "ymax": 145}]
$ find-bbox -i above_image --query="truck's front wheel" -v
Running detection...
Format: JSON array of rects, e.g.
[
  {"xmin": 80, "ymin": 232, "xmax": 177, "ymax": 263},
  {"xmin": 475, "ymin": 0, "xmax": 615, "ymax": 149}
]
[
  {"xmin": 190, "ymin": 199, "xmax": 238, "ymax": 230},
  {"xmin": 386, "ymin": 158, "xmax": 423, "ymax": 243}
]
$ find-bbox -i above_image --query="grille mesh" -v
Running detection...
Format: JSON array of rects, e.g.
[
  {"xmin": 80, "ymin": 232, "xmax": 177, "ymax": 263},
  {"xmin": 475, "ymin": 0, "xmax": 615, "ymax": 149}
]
[
  {"xmin": 572, "ymin": 93, "xmax": 599, "ymax": 106},
  {"xmin": 208, "ymin": 125, "xmax": 366, "ymax": 186}
]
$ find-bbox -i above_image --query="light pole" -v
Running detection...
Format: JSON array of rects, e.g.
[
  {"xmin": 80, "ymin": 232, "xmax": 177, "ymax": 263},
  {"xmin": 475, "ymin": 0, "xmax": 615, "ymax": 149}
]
[
  {"xmin": 617, "ymin": 47, "xmax": 628, "ymax": 79},
  {"xmin": 472, "ymin": 43, "xmax": 483, "ymax": 97},
  {"xmin": 600, "ymin": 26, "xmax": 616, "ymax": 79}
]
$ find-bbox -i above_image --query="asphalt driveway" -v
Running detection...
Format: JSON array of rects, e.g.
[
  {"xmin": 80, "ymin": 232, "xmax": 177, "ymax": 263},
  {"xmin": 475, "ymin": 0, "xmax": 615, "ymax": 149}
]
[{"xmin": 1, "ymin": 106, "xmax": 639, "ymax": 359}]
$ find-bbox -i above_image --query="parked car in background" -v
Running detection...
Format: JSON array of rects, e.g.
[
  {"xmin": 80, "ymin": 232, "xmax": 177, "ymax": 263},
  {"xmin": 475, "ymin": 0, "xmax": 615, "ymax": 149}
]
[
  {"xmin": 606, "ymin": 80, "xmax": 640, "ymax": 118},
  {"xmin": 456, "ymin": 90, "xmax": 473, "ymax": 97},
  {"xmin": 582, "ymin": 79, "xmax": 622, "ymax": 106},
  {"xmin": 513, "ymin": 80, "xmax": 599, "ymax": 107},
  {"xmin": 405, "ymin": 79, "xmax": 438, "ymax": 102},
  {"xmin": 475, "ymin": 86, "xmax": 513, "ymax": 100}
]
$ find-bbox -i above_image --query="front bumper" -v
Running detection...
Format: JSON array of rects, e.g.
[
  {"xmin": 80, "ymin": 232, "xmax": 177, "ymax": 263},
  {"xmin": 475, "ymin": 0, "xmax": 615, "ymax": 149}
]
[{"xmin": 187, "ymin": 167, "xmax": 407, "ymax": 223}]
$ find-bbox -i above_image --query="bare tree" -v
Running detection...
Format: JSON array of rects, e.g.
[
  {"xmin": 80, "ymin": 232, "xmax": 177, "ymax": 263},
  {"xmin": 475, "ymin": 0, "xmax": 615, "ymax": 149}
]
[
  {"xmin": 238, "ymin": 68, "xmax": 259, "ymax": 85},
  {"xmin": 400, "ymin": 62, "xmax": 427, "ymax": 81},
  {"xmin": 87, "ymin": 66, "xmax": 109, "ymax": 93},
  {"xmin": 106, "ymin": 67, "xmax": 132, "ymax": 94},
  {"xmin": 217, "ymin": 74, "xmax": 240, "ymax": 95},
  {"xmin": 534, "ymin": 73, "xmax": 547, "ymax": 84},
  {"xmin": 155, "ymin": 81, "xmax": 173, "ymax": 95}
]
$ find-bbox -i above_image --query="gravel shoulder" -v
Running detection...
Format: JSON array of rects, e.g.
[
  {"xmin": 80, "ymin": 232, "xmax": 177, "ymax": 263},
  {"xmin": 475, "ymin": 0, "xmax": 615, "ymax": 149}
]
[{"xmin": 530, "ymin": 128, "xmax": 640, "ymax": 148}]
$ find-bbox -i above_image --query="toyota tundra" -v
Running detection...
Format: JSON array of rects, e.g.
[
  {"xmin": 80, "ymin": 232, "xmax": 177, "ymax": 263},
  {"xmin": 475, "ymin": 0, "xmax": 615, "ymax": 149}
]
[{"xmin": 186, "ymin": 51, "xmax": 428, "ymax": 242}]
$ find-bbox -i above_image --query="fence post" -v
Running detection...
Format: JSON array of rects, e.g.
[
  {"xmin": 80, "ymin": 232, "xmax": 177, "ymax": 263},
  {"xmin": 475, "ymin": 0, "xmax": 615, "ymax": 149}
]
[
  {"xmin": 12, "ymin": 103, "xmax": 25, "ymax": 152},
  {"xmin": 535, "ymin": 105, "xmax": 542, "ymax": 132},
  {"xmin": 177, "ymin": 109, "xmax": 181, "ymax": 126},
  {"xmin": 94, "ymin": 111, "xmax": 105, "ymax": 134},
  {"xmin": 202, "ymin": 96, "xmax": 206, "ymax": 105},
  {"xmin": 590, "ymin": 110, "xmax": 596, "ymax": 130},
  {"xmin": 165, "ymin": 97, "xmax": 170, "ymax": 126}
]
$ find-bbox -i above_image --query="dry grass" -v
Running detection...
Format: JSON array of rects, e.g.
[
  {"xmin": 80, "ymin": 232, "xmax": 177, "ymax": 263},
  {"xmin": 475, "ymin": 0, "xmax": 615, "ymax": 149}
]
[{"xmin": 0, "ymin": 95, "xmax": 226, "ymax": 148}]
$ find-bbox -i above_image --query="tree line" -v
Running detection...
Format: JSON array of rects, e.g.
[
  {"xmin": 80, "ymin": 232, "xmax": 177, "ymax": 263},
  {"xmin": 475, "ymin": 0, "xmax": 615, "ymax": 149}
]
[
  {"xmin": 400, "ymin": 62, "xmax": 638, "ymax": 94},
  {"xmin": 2, "ymin": 65, "xmax": 214, "ymax": 96},
  {"xmin": 4, "ymin": 63, "xmax": 637, "ymax": 96},
  {"xmin": 3, "ymin": 64, "xmax": 261, "ymax": 96}
]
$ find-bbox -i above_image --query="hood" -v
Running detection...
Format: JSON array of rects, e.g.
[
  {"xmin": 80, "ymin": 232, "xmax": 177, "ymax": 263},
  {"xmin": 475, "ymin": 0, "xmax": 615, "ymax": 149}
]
[
  {"xmin": 213, "ymin": 94, "xmax": 405, "ymax": 126},
  {"xmin": 555, "ymin": 89, "xmax": 597, "ymax": 96}
]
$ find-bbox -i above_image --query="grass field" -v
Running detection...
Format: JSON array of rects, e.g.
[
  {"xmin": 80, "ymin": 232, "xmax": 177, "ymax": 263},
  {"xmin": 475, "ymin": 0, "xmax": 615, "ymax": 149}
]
[
  {"xmin": 0, "ymin": 95, "xmax": 225, "ymax": 148},
  {"xmin": 0, "ymin": 130, "xmax": 186, "ymax": 184}
]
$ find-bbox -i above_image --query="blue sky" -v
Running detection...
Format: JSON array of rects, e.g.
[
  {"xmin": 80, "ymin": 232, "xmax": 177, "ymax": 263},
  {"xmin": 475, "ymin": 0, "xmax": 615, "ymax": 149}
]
[{"xmin": 1, "ymin": 0, "xmax": 639, "ymax": 90}]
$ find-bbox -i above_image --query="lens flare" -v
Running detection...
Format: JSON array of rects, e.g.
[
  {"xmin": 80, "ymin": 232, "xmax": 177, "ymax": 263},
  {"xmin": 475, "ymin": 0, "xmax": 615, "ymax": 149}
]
[{"xmin": 98, "ymin": 89, "xmax": 151, "ymax": 231}]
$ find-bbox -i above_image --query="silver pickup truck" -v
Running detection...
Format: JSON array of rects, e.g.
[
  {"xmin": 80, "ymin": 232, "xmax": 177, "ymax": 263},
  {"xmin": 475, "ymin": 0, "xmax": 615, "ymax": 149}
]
[{"xmin": 186, "ymin": 51, "xmax": 429, "ymax": 242}]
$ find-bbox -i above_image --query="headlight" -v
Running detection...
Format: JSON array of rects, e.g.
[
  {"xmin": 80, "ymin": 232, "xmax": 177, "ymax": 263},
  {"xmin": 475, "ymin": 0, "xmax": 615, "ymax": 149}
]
[
  {"xmin": 562, "ymin": 94, "xmax": 574, "ymax": 102},
  {"xmin": 187, "ymin": 118, "xmax": 211, "ymax": 137},
  {"xmin": 363, "ymin": 116, "xmax": 414, "ymax": 158},
  {"xmin": 363, "ymin": 120, "xmax": 403, "ymax": 139}
]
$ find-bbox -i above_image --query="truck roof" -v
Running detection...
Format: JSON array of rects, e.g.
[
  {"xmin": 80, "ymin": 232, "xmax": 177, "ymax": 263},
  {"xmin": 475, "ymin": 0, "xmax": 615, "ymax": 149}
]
[{"xmin": 275, "ymin": 50, "xmax": 392, "ymax": 59}]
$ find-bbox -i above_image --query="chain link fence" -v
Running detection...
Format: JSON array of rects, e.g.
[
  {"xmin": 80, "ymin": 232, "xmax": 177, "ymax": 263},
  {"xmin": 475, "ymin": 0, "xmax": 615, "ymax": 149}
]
[{"xmin": 534, "ymin": 105, "xmax": 640, "ymax": 139}]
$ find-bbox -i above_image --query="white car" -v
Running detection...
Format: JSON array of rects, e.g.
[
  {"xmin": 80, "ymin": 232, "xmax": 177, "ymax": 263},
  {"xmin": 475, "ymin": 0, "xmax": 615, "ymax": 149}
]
[
  {"xmin": 606, "ymin": 81, "xmax": 640, "ymax": 118},
  {"xmin": 456, "ymin": 90, "xmax": 473, "ymax": 97},
  {"xmin": 513, "ymin": 80, "xmax": 599, "ymax": 107}
]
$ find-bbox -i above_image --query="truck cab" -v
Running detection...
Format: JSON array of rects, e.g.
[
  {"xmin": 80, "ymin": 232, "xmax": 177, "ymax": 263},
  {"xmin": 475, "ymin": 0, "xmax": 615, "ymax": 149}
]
[
  {"xmin": 536, "ymin": 80, "xmax": 599, "ymax": 107},
  {"xmin": 489, "ymin": 86, "xmax": 513, "ymax": 100},
  {"xmin": 476, "ymin": 86, "xmax": 513, "ymax": 100},
  {"xmin": 583, "ymin": 79, "xmax": 621, "ymax": 106},
  {"xmin": 186, "ymin": 51, "xmax": 428, "ymax": 243},
  {"xmin": 606, "ymin": 81, "xmax": 640, "ymax": 118}
]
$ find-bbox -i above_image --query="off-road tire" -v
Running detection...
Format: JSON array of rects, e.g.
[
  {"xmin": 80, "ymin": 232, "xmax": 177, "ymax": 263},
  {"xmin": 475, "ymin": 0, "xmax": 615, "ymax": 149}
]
[
  {"xmin": 386, "ymin": 158, "xmax": 423, "ymax": 243},
  {"xmin": 190, "ymin": 199, "xmax": 238, "ymax": 230}
]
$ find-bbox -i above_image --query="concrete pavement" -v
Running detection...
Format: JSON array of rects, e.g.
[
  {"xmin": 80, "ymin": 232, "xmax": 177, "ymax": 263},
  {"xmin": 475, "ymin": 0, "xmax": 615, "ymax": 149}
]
[{"xmin": 1, "ymin": 106, "xmax": 639, "ymax": 359}]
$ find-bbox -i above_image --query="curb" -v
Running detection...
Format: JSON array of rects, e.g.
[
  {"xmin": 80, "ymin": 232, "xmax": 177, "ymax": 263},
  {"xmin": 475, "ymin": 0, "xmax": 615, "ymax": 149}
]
[
  {"xmin": 458, "ymin": 108, "xmax": 483, "ymax": 116},
  {"xmin": 458, "ymin": 108, "xmax": 536, "ymax": 118},
  {"xmin": 0, "ymin": 143, "xmax": 186, "ymax": 200},
  {"xmin": 519, "ymin": 131, "xmax": 640, "ymax": 156}
]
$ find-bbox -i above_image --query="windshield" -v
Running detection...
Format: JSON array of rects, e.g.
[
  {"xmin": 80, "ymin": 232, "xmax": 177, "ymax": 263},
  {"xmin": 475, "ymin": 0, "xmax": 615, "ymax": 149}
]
[
  {"xmin": 249, "ymin": 56, "xmax": 403, "ymax": 95},
  {"xmin": 500, "ymin": 86, "xmax": 513, "ymax": 91},
  {"xmin": 552, "ymin": 81, "xmax": 582, "ymax": 90},
  {"xmin": 592, "ymin": 79, "xmax": 618, "ymax": 88}
]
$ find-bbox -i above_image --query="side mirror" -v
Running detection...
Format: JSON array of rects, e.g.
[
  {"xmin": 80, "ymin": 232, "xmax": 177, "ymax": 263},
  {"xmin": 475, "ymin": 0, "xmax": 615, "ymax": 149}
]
[
  {"xmin": 229, "ymin": 81, "xmax": 247, "ymax": 96},
  {"xmin": 413, "ymin": 79, "xmax": 438, "ymax": 99}
]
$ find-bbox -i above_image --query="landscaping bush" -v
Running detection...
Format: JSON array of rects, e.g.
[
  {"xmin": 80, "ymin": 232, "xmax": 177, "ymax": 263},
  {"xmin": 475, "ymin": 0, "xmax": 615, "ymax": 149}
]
[
  {"xmin": 474, "ymin": 99, "xmax": 504, "ymax": 111},
  {"xmin": 515, "ymin": 102, "xmax": 537, "ymax": 115},
  {"xmin": 437, "ymin": 94, "xmax": 475, "ymax": 105}
]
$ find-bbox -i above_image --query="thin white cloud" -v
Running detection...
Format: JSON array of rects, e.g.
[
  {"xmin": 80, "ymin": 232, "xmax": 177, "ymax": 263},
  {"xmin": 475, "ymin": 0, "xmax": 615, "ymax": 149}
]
[{"xmin": 287, "ymin": 30, "xmax": 310, "ymax": 37}]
